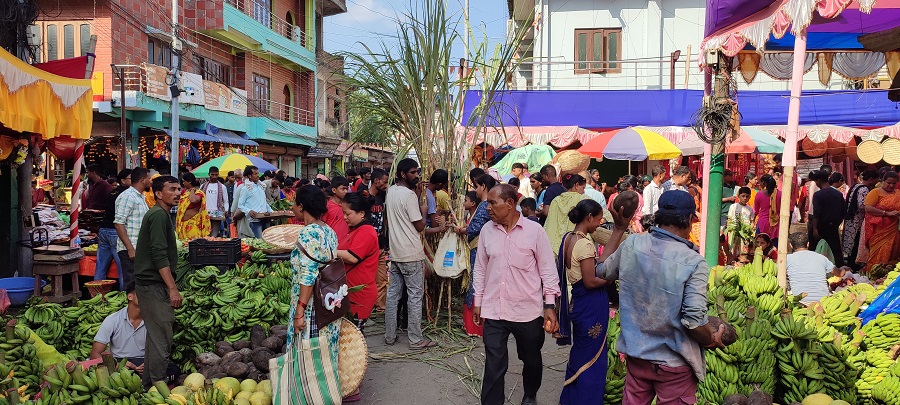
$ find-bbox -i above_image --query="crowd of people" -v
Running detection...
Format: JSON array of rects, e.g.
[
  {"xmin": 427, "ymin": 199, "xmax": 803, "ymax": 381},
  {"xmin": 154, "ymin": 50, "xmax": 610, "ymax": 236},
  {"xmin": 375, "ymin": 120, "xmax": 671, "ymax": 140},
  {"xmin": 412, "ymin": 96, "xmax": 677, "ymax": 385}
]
[{"xmin": 75, "ymin": 156, "xmax": 900, "ymax": 404}]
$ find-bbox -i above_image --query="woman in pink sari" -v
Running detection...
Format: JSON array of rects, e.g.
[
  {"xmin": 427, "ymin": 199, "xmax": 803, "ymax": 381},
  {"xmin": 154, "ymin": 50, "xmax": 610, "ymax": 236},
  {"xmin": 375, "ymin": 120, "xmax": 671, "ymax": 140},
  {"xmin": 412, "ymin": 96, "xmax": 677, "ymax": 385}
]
[
  {"xmin": 863, "ymin": 171, "xmax": 900, "ymax": 272},
  {"xmin": 755, "ymin": 175, "xmax": 781, "ymax": 243}
]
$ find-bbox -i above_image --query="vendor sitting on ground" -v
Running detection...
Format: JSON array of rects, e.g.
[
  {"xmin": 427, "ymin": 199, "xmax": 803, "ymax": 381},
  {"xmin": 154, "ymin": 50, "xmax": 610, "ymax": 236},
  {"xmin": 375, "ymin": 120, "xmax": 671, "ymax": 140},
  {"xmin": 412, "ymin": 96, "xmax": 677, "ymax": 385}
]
[
  {"xmin": 89, "ymin": 283, "xmax": 181, "ymax": 380},
  {"xmin": 90, "ymin": 282, "xmax": 145, "ymax": 372},
  {"xmin": 786, "ymin": 232, "xmax": 834, "ymax": 304}
]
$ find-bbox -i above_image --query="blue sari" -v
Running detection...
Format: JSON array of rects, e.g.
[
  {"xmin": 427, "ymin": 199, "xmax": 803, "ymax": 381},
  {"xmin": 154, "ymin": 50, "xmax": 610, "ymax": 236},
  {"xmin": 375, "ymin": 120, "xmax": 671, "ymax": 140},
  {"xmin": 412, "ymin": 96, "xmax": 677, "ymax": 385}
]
[{"xmin": 557, "ymin": 233, "xmax": 610, "ymax": 405}]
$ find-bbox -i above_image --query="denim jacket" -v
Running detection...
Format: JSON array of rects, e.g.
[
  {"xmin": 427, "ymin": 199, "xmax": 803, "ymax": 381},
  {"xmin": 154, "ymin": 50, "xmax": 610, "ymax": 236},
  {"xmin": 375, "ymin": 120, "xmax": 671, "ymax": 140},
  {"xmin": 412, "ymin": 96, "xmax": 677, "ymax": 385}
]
[{"xmin": 595, "ymin": 227, "xmax": 710, "ymax": 380}]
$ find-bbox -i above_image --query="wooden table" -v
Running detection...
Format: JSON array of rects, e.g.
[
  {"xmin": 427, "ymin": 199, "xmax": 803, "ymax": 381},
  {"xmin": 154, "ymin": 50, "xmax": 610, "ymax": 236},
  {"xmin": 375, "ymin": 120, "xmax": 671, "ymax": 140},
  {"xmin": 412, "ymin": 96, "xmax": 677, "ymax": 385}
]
[{"xmin": 33, "ymin": 251, "xmax": 83, "ymax": 303}]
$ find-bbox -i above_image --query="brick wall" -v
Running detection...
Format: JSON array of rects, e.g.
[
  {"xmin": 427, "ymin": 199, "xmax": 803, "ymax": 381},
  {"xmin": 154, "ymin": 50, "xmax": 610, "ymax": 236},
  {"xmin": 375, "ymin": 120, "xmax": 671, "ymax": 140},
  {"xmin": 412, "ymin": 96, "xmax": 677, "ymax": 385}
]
[{"xmin": 237, "ymin": 53, "xmax": 315, "ymax": 126}]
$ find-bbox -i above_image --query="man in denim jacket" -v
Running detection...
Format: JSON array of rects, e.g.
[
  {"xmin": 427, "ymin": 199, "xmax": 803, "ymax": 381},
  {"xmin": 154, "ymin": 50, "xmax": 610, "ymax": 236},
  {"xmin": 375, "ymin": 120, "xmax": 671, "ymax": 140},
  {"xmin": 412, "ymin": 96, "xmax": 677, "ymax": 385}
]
[{"xmin": 596, "ymin": 190, "xmax": 725, "ymax": 404}]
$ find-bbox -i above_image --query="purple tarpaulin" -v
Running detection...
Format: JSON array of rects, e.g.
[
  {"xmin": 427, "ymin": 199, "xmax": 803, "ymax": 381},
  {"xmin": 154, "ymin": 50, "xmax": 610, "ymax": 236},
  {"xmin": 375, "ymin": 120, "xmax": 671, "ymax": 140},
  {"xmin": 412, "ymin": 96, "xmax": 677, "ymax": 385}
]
[
  {"xmin": 704, "ymin": 0, "xmax": 776, "ymax": 36},
  {"xmin": 462, "ymin": 89, "xmax": 900, "ymax": 130}
]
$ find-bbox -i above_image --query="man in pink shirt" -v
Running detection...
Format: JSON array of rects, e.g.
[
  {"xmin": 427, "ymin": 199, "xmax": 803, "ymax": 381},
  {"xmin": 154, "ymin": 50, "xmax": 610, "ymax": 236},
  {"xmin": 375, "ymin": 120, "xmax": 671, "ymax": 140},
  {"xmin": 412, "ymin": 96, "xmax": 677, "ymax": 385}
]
[{"xmin": 473, "ymin": 184, "xmax": 561, "ymax": 405}]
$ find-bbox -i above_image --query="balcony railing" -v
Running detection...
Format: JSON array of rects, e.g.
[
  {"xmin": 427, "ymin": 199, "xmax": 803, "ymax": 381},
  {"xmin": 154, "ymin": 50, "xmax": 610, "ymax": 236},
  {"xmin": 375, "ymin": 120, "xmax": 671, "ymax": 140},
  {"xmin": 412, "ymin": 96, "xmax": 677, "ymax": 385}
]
[
  {"xmin": 248, "ymin": 99, "xmax": 315, "ymax": 127},
  {"xmin": 225, "ymin": 0, "xmax": 312, "ymax": 48}
]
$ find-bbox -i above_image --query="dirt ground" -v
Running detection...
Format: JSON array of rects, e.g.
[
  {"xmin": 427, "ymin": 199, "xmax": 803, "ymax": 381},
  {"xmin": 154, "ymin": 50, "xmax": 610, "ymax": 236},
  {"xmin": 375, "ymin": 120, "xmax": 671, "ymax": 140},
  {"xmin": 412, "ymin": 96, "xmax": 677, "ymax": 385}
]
[{"xmin": 354, "ymin": 312, "xmax": 570, "ymax": 405}]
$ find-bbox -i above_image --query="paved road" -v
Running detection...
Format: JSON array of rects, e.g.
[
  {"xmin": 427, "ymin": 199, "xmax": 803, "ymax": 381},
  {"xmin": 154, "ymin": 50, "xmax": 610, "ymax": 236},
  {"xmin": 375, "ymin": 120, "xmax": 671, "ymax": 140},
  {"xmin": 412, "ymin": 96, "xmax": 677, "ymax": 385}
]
[{"xmin": 354, "ymin": 312, "xmax": 569, "ymax": 405}]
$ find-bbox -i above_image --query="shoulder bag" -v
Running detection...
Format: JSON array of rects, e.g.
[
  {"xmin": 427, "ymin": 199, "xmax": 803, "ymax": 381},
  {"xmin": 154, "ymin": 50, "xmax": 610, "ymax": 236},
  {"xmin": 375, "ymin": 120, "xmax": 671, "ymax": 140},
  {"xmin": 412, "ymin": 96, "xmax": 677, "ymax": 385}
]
[{"xmin": 297, "ymin": 243, "xmax": 350, "ymax": 328}]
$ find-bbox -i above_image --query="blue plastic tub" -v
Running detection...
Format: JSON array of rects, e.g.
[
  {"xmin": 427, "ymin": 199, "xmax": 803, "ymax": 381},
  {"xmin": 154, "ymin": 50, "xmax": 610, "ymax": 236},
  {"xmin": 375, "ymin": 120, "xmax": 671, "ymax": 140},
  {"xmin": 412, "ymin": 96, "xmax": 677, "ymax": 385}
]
[{"xmin": 0, "ymin": 277, "xmax": 47, "ymax": 306}]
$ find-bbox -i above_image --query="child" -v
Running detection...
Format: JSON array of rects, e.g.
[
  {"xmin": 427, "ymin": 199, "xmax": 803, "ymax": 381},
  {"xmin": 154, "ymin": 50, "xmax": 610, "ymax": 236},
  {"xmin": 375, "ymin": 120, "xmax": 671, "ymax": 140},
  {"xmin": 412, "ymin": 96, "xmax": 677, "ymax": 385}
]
[
  {"xmin": 463, "ymin": 191, "xmax": 480, "ymax": 222},
  {"xmin": 520, "ymin": 197, "xmax": 539, "ymax": 222},
  {"xmin": 755, "ymin": 233, "xmax": 777, "ymax": 261},
  {"xmin": 726, "ymin": 186, "xmax": 756, "ymax": 262}
]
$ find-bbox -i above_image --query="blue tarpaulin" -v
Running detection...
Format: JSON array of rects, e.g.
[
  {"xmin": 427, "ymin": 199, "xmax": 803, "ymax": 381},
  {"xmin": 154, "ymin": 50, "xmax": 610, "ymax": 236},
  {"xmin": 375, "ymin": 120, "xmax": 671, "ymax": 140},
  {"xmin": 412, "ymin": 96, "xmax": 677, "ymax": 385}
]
[{"xmin": 462, "ymin": 90, "xmax": 900, "ymax": 130}]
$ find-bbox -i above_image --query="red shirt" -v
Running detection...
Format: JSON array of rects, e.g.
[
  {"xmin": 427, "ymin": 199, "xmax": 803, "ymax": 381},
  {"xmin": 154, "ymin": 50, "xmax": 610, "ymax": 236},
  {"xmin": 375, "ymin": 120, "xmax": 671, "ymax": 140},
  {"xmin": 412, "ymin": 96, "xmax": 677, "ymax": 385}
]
[
  {"xmin": 339, "ymin": 223, "xmax": 380, "ymax": 319},
  {"xmin": 323, "ymin": 200, "xmax": 349, "ymax": 242}
]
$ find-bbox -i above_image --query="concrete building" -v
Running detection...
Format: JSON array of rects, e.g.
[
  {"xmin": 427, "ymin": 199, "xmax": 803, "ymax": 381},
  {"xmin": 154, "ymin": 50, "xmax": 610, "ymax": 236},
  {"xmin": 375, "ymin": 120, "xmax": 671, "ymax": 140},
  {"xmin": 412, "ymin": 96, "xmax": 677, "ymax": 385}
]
[
  {"xmin": 505, "ymin": 0, "xmax": 851, "ymax": 92},
  {"xmin": 35, "ymin": 0, "xmax": 347, "ymax": 178}
]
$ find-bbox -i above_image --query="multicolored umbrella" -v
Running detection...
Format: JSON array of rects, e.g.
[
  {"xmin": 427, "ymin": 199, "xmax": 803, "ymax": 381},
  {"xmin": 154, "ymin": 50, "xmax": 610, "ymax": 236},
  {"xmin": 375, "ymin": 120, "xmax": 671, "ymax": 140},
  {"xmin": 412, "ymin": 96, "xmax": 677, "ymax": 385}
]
[
  {"xmin": 578, "ymin": 127, "xmax": 682, "ymax": 161},
  {"xmin": 677, "ymin": 127, "xmax": 785, "ymax": 156},
  {"xmin": 191, "ymin": 154, "xmax": 278, "ymax": 178}
]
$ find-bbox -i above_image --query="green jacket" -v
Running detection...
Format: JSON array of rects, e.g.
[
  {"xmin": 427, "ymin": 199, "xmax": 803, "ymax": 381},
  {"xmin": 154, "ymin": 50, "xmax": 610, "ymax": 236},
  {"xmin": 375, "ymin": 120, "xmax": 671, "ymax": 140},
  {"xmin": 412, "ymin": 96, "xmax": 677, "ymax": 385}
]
[{"xmin": 135, "ymin": 205, "xmax": 177, "ymax": 286}]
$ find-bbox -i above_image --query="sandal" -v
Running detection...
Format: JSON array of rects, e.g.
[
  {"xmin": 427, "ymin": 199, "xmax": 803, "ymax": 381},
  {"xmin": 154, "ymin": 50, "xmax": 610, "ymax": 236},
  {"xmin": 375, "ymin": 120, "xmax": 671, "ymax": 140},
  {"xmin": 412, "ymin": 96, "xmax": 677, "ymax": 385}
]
[{"xmin": 409, "ymin": 339, "xmax": 436, "ymax": 350}]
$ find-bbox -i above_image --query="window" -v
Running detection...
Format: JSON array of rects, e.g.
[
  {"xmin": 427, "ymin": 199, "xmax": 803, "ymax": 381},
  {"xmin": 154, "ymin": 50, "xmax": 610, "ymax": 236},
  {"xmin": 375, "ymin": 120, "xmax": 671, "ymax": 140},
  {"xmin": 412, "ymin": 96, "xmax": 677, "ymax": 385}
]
[
  {"xmin": 63, "ymin": 24, "xmax": 75, "ymax": 58},
  {"xmin": 46, "ymin": 24, "xmax": 57, "ymax": 61},
  {"xmin": 80, "ymin": 24, "xmax": 91, "ymax": 55},
  {"xmin": 252, "ymin": 74, "xmax": 271, "ymax": 115},
  {"xmin": 252, "ymin": 0, "xmax": 271, "ymax": 27},
  {"xmin": 148, "ymin": 38, "xmax": 172, "ymax": 67},
  {"xmin": 574, "ymin": 28, "xmax": 621, "ymax": 74},
  {"xmin": 196, "ymin": 56, "xmax": 231, "ymax": 86}
]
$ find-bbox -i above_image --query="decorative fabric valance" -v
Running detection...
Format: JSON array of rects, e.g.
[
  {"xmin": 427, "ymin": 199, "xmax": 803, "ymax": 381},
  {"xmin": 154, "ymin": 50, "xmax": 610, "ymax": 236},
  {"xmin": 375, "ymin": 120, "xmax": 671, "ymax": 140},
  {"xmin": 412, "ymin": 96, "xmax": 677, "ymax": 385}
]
[{"xmin": 0, "ymin": 47, "xmax": 93, "ymax": 140}]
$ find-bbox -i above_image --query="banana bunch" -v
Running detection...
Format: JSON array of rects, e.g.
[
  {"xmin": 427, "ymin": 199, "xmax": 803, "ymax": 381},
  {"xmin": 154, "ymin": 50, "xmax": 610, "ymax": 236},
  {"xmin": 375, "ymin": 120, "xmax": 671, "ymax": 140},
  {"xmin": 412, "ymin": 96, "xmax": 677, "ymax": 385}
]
[
  {"xmin": 750, "ymin": 289, "xmax": 784, "ymax": 316},
  {"xmin": 603, "ymin": 355, "xmax": 626, "ymax": 405},
  {"xmin": 698, "ymin": 349, "xmax": 743, "ymax": 403},
  {"xmin": 35, "ymin": 362, "xmax": 140, "ymax": 405},
  {"xmin": 242, "ymin": 238, "xmax": 275, "ymax": 250},
  {"xmin": 846, "ymin": 283, "xmax": 877, "ymax": 304},
  {"xmin": 817, "ymin": 334, "xmax": 860, "ymax": 404},
  {"xmin": 735, "ymin": 308, "xmax": 778, "ymax": 394},
  {"xmin": 248, "ymin": 251, "xmax": 268, "ymax": 264},
  {"xmin": 771, "ymin": 313, "xmax": 830, "ymax": 404},
  {"xmin": 138, "ymin": 381, "xmax": 190, "ymax": 405},
  {"xmin": 604, "ymin": 311, "xmax": 624, "ymax": 405},
  {"xmin": 0, "ymin": 322, "xmax": 43, "ymax": 395},
  {"xmin": 857, "ymin": 362, "xmax": 892, "ymax": 402},
  {"xmin": 862, "ymin": 313, "xmax": 900, "ymax": 352},
  {"xmin": 872, "ymin": 362, "xmax": 900, "ymax": 405},
  {"xmin": 742, "ymin": 275, "xmax": 780, "ymax": 297},
  {"xmin": 173, "ymin": 262, "xmax": 292, "ymax": 373},
  {"xmin": 818, "ymin": 291, "xmax": 866, "ymax": 329}
]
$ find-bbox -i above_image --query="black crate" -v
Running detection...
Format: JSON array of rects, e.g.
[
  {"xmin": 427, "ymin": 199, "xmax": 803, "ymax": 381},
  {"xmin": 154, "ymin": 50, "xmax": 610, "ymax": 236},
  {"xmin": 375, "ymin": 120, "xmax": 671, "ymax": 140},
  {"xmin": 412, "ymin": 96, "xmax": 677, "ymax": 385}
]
[{"xmin": 188, "ymin": 238, "xmax": 242, "ymax": 267}]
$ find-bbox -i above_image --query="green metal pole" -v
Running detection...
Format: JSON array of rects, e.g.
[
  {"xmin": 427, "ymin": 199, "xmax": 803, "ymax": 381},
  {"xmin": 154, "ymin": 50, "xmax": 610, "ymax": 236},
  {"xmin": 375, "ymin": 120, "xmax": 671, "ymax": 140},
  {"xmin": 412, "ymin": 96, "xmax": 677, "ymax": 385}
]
[{"xmin": 704, "ymin": 151, "xmax": 724, "ymax": 265}]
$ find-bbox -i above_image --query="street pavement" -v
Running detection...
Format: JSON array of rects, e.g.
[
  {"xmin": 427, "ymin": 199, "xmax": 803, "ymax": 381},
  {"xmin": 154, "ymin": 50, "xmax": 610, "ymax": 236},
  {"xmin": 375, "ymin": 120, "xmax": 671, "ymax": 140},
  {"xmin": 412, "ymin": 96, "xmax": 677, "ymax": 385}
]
[{"xmin": 356, "ymin": 312, "xmax": 570, "ymax": 405}]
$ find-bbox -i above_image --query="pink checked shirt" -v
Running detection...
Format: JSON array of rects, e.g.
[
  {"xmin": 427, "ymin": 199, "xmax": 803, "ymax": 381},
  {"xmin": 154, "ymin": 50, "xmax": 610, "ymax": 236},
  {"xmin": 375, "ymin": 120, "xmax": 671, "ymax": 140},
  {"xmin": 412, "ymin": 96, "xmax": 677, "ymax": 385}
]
[{"xmin": 473, "ymin": 214, "xmax": 561, "ymax": 322}]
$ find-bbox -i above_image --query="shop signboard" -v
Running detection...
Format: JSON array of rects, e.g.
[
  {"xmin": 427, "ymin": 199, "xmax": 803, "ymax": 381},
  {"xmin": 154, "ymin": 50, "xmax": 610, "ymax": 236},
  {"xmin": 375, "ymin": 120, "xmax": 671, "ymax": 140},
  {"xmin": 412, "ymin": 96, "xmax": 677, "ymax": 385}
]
[
  {"xmin": 352, "ymin": 149, "xmax": 368, "ymax": 162},
  {"xmin": 230, "ymin": 88, "xmax": 248, "ymax": 116},
  {"xmin": 179, "ymin": 72, "xmax": 205, "ymax": 105},
  {"xmin": 307, "ymin": 147, "xmax": 336, "ymax": 158},
  {"xmin": 203, "ymin": 80, "xmax": 221, "ymax": 110},
  {"xmin": 143, "ymin": 63, "xmax": 171, "ymax": 101}
]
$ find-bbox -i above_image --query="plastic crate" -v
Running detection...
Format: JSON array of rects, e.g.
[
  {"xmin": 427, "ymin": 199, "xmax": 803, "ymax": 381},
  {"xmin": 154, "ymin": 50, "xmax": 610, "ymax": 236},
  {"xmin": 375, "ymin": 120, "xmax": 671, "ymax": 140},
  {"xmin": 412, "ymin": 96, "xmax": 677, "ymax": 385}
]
[{"xmin": 188, "ymin": 238, "xmax": 242, "ymax": 267}]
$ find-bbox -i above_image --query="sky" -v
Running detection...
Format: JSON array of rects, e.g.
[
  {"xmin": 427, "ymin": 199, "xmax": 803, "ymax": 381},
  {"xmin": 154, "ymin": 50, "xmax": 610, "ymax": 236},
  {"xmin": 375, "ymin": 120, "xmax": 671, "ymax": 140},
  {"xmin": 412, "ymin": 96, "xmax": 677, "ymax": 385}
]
[{"xmin": 323, "ymin": 0, "xmax": 510, "ymax": 61}]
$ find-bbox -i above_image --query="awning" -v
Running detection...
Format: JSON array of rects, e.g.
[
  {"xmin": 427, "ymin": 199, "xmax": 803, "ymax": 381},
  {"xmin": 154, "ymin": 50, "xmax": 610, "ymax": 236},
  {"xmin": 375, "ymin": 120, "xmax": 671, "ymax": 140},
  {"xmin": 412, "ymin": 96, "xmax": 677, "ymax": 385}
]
[
  {"xmin": 0, "ymin": 46, "xmax": 93, "ymax": 139},
  {"xmin": 457, "ymin": 125, "xmax": 602, "ymax": 148},
  {"xmin": 205, "ymin": 123, "xmax": 258, "ymax": 146},
  {"xmin": 163, "ymin": 129, "xmax": 219, "ymax": 142}
]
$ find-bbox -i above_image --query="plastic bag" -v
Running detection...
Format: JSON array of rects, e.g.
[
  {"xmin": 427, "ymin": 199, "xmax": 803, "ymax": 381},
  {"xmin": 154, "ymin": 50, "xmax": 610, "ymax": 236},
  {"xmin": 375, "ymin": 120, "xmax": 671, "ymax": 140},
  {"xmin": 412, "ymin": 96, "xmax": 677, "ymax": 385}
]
[
  {"xmin": 860, "ymin": 278, "xmax": 900, "ymax": 324},
  {"xmin": 815, "ymin": 239, "xmax": 835, "ymax": 264},
  {"xmin": 0, "ymin": 290, "xmax": 8, "ymax": 315},
  {"xmin": 432, "ymin": 232, "xmax": 467, "ymax": 279}
]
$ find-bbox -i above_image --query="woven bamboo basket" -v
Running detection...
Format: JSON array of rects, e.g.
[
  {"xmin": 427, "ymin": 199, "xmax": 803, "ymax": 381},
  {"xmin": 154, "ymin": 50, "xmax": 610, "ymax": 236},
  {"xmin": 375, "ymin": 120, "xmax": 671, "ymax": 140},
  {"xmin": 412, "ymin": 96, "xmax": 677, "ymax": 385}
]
[
  {"xmin": 551, "ymin": 150, "xmax": 591, "ymax": 177},
  {"xmin": 801, "ymin": 137, "xmax": 827, "ymax": 157},
  {"xmin": 337, "ymin": 318, "xmax": 368, "ymax": 397},
  {"xmin": 261, "ymin": 224, "xmax": 305, "ymax": 250},
  {"xmin": 857, "ymin": 140, "xmax": 884, "ymax": 164},
  {"xmin": 883, "ymin": 138, "xmax": 900, "ymax": 165}
]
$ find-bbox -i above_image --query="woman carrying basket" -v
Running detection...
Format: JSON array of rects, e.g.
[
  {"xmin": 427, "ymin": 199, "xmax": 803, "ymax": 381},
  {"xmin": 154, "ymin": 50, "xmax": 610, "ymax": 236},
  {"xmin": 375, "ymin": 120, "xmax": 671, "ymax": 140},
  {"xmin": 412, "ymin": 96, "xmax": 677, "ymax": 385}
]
[{"xmin": 279, "ymin": 185, "xmax": 341, "ymax": 404}]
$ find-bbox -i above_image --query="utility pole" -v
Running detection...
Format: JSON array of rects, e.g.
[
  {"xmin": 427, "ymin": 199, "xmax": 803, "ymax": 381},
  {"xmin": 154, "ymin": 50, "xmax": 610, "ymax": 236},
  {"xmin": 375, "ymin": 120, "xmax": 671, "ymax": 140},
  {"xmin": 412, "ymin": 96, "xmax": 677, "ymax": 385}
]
[
  {"xmin": 703, "ymin": 51, "xmax": 730, "ymax": 265},
  {"xmin": 170, "ymin": 0, "xmax": 181, "ymax": 176}
]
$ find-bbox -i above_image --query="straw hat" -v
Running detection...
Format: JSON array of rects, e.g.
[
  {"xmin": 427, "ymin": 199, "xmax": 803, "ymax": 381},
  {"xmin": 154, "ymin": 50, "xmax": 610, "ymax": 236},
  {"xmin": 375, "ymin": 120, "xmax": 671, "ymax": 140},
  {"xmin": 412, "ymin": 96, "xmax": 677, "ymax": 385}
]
[
  {"xmin": 883, "ymin": 138, "xmax": 900, "ymax": 165},
  {"xmin": 857, "ymin": 140, "xmax": 884, "ymax": 164},
  {"xmin": 261, "ymin": 224, "xmax": 304, "ymax": 250},
  {"xmin": 338, "ymin": 318, "xmax": 368, "ymax": 397}
]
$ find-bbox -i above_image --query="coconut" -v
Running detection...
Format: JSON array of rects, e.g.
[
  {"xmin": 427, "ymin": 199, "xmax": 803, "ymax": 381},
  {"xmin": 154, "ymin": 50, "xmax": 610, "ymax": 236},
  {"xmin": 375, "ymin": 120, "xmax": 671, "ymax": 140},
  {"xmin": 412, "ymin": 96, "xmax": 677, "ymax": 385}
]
[
  {"xmin": 249, "ymin": 391, "xmax": 271, "ymax": 405},
  {"xmin": 183, "ymin": 373, "xmax": 206, "ymax": 392},
  {"xmin": 214, "ymin": 377, "xmax": 242, "ymax": 398},
  {"xmin": 240, "ymin": 379, "xmax": 258, "ymax": 393}
]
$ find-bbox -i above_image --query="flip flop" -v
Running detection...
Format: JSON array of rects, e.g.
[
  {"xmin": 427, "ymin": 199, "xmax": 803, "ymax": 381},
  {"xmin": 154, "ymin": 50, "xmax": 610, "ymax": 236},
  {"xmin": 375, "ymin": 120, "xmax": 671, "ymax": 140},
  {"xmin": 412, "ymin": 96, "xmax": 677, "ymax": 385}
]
[{"xmin": 409, "ymin": 339, "xmax": 436, "ymax": 349}]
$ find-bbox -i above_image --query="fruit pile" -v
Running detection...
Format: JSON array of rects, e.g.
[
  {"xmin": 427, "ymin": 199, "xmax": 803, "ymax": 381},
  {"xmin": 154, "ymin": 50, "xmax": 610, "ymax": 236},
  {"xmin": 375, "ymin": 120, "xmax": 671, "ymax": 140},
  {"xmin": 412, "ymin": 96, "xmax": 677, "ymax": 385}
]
[
  {"xmin": 35, "ymin": 362, "xmax": 144, "ymax": 405},
  {"xmin": 192, "ymin": 325, "xmax": 288, "ymax": 382},
  {"xmin": 142, "ymin": 374, "xmax": 273, "ymax": 405},
  {"xmin": 242, "ymin": 238, "xmax": 276, "ymax": 251},
  {"xmin": 0, "ymin": 321, "xmax": 43, "ymax": 396},
  {"xmin": 171, "ymin": 261, "xmax": 292, "ymax": 373},
  {"xmin": 19, "ymin": 292, "xmax": 129, "ymax": 359}
]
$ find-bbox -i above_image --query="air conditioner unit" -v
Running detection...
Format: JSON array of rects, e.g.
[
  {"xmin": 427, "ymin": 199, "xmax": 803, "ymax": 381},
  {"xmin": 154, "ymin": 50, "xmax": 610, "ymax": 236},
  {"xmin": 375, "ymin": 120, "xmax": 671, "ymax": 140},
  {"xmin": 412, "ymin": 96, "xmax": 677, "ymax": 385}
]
[{"xmin": 26, "ymin": 25, "xmax": 41, "ymax": 47}]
